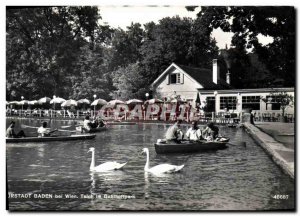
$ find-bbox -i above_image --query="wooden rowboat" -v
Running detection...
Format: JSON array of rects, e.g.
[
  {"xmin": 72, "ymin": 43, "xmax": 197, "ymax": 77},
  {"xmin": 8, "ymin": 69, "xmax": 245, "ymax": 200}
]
[
  {"xmin": 154, "ymin": 138, "xmax": 229, "ymax": 154},
  {"xmin": 6, "ymin": 134, "xmax": 96, "ymax": 143}
]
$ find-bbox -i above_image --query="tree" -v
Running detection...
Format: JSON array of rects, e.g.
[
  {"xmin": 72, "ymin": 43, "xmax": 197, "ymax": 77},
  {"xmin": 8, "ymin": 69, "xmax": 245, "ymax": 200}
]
[
  {"xmin": 196, "ymin": 6, "xmax": 295, "ymax": 87},
  {"xmin": 6, "ymin": 6, "xmax": 101, "ymax": 100},
  {"xmin": 140, "ymin": 16, "xmax": 218, "ymax": 83},
  {"xmin": 261, "ymin": 91, "xmax": 294, "ymax": 122},
  {"xmin": 108, "ymin": 23, "xmax": 144, "ymax": 71},
  {"xmin": 110, "ymin": 62, "xmax": 150, "ymax": 100},
  {"xmin": 69, "ymin": 44, "xmax": 113, "ymax": 101}
]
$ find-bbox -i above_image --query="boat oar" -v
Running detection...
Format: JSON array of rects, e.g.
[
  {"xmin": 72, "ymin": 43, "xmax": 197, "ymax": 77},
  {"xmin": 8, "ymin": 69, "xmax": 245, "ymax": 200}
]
[
  {"xmin": 21, "ymin": 124, "xmax": 50, "ymax": 129},
  {"xmin": 61, "ymin": 125, "xmax": 72, "ymax": 128},
  {"xmin": 61, "ymin": 124, "xmax": 83, "ymax": 128},
  {"xmin": 21, "ymin": 124, "xmax": 77, "ymax": 133}
]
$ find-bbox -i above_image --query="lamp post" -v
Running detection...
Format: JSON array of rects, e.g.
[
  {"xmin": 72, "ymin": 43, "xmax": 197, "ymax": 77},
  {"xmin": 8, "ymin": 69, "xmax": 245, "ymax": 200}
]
[
  {"xmin": 21, "ymin": 96, "xmax": 24, "ymax": 116},
  {"xmin": 213, "ymin": 91, "xmax": 218, "ymax": 122},
  {"xmin": 53, "ymin": 95, "xmax": 56, "ymax": 110},
  {"xmin": 52, "ymin": 95, "xmax": 56, "ymax": 118},
  {"xmin": 145, "ymin": 93, "xmax": 149, "ymax": 120},
  {"xmin": 93, "ymin": 94, "xmax": 97, "ymax": 117}
]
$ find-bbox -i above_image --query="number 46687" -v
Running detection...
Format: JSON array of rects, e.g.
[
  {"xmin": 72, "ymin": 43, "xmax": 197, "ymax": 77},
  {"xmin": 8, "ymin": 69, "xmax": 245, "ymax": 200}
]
[{"xmin": 273, "ymin": 195, "xmax": 289, "ymax": 199}]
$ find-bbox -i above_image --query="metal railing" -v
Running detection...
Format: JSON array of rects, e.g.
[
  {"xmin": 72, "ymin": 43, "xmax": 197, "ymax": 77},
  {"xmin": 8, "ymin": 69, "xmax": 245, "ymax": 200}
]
[{"xmin": 6, "ymin": 109, "xmax": 294, "ymax": 123}]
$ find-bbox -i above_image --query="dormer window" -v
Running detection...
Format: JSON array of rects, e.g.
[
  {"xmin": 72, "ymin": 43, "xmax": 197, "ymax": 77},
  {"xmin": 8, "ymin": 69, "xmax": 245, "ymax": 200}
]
[{"xmin": 170, "ymin": 73, "xmax": 181, "ymax": 84}]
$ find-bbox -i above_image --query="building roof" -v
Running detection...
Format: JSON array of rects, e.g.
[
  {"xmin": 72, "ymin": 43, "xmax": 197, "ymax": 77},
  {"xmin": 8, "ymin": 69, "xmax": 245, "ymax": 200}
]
[
  {"xmin": 151, "ymin": 63, "xmax": 231, "ymax": 90},
  {"xmin": 176, "ymin": 64, "xmax": 232, "ymax": 90}
]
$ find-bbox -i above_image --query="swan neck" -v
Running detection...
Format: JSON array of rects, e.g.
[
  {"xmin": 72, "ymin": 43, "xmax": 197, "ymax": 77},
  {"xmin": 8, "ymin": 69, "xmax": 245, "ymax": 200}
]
[
  {"xmin": 90, "ymin": 151, "xmax": 95, "ymax": 170},
  {"xmin": 144, "ymin": 150, "xmax": 150, "ymax": 171}
]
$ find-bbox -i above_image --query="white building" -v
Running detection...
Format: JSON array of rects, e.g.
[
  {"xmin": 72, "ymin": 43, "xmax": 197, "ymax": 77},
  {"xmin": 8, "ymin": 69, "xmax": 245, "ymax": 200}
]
[{"xmin": 151, "ymin": 60, "xmax": 294, "ymax": 116}]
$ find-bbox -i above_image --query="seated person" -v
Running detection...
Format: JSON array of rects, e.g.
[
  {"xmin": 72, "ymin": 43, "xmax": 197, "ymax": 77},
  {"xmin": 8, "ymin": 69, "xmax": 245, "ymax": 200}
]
[
  {"xmin": 186, "ymin": 121, "xmax": 203, "ymax": 141},
  {"xmin": 202, "ymin": 122, "xmax": 219, "ymax": 140},
  {"xmin": 82, "ymin": 115, "xmax": 92, "ymax": 133},
  {"xmin": 90, "ymin": 116, "xmax": 99, "ymax": 129},
  {"xmin": 165, "ymin": 120, "xmax": 184, "ymax": 143},
  {"xmin": 37, "ymin": 122, "xmax": 57, "ymax": 137},
  {"xmin": 98, "ymin": 117, "xmax": 105, "ymax": 127},
  {"xmin": 6, "ymin": 121, "xmax": 26, "ymax": 138}
]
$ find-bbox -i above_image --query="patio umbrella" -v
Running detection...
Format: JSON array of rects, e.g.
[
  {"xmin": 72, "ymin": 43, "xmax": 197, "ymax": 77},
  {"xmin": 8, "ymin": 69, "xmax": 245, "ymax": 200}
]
[
  {"xmin": 126, "ymin": 99, "xmax": 143, "ymax": 105},
  {"xmin": 61, "ymin": 99, "xmax": 78, "ymax": 107},
  {"xmin": 91, "ymin": 99, "xmax": 107, "ymax": 106},
  {"xmin": 38, "ymin": 97, "xmax": 51, "ymax": 104},
  {"xmin": 17, "ymin": 100, "xmax": 29, "ymax": 106},
  {"xmin": 77, "ymin": 99, "xmax": 91, "ymax": 104},
  {"xmin": 50, "ymin": 97, "xmax": 66, "ymax": 104},
  {"xmin": 108, "ymin": 99, "xmax": 125, "ymax": 106},
  {"xmin": 9, "ymin": 101, "xmax": 19, "ymax": 105},
  {"xmin": 145, "ymin": 98, "xmax": 163, "ymax": 104},
  {"xmin": 28, "ymin": 100, "xmax": 38, "ymax": 105}
]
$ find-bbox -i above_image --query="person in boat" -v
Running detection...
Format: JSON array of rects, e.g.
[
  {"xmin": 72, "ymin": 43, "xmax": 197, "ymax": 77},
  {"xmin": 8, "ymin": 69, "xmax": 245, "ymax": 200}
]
[
  {"xmin": 90, "ymin": 116, "xmax": 99, "ymax": 129},
  {"xmin": 37, "ymin": 122, "xmax": 57, "ymax": 137},
  {"xmin": 97, "ymin": 116, "xmax": 106, "ymax": 127},
  {"xmin": 82, "ymin": 115, "xmax": 92, "ymax": 133},
  {"xmin": 6, "ymin": 121, "xmax": 26, "ymax": 138},
  {"xmin": 165, "ymin": 119, "xmax": 184, "ymax": 143},
  {"xmin": 202, "ymin": 122, "xmax": 219, "ymax": 141},
  {"xmin": 186, "ymin": 121, "xmax": 203, "ymax": 141}
]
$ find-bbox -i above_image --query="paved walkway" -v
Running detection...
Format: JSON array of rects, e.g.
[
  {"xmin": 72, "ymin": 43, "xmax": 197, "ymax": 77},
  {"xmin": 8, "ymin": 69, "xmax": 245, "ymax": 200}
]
[
  {"xmin": 255, "ymin": 122, "xmax": 294, "ymax": 149},
  {"xmin": 244, "ymin": 122, "xmax": 294, "ymax": 179}
]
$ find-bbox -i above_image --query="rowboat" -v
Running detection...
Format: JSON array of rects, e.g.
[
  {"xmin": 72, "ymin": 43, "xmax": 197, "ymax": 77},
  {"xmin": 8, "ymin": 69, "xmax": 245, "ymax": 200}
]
[
  {"xmin": 76, "ymin": 126, "xmax": 107, "ymax": 133},
  {"xmin": 154, "ymin": 138, "xmax": 230, "ymax": 154},
  {"xmin": 6, "ymin": 134, "xmax": 96, "ymax": 143}
]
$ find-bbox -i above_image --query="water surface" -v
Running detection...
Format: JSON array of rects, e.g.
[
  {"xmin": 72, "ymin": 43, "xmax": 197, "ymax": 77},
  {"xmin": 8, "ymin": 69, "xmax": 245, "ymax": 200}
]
[{"xmin": 6, "ymin": 119, "xmax": 295, "ymax": 210}]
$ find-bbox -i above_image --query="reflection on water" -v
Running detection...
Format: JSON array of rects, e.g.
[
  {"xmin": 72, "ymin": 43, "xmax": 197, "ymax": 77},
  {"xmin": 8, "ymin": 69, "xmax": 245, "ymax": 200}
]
[{"xmin": 6, "ymin": 119, "xmax": 294, "ymax": 211}]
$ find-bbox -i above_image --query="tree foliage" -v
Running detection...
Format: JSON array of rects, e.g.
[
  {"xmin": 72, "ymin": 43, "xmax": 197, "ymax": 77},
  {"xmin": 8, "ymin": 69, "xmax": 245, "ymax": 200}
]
[
  {"xmin": 261, "ymin": 91, "xmax": 294, "ymax": 119},
  {"xmin": 110, "ymin": 63, "xmax": 150, "ymax": 100},
  {"xmin": 7, "ymin": 6, "xmax": 294, "ymax": 102},
  {"xmin": 6, "ymin": 6, "xmax": 100, "ymax": 100},
  {"xmin": 198, "ymin": 6, "xmax": 295, "ymax": 87}
]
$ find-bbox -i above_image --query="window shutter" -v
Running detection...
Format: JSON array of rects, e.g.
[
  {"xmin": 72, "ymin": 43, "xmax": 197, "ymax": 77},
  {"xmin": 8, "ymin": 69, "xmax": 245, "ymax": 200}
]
[
  {"xmin": 181, "ymin": 74, "xmax": 184, "ymax": 84},
  {"xmin": 167, "ymin": 74, "xmax": 170, "ymax": 85}
]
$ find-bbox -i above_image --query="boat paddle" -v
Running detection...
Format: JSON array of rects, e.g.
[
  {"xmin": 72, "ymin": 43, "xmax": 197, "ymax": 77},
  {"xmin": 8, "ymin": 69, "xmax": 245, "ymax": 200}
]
[
  {"xmin": 21, "ymin": 124, "xmax": 77, "ymax": 133},
  {"xmin": 61, "ymin": 124, "xmax": 83, "ymax": 128}
]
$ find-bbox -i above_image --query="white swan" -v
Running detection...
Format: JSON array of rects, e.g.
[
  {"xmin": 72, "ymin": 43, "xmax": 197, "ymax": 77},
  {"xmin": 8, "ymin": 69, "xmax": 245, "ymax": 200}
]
[
  {"xmin": 88, "ymin": 147, "xmax": 127, "ymax": 172},
  {"xmin": 141, "ymin": 148, "xmax": 184, "ymax": 174}
]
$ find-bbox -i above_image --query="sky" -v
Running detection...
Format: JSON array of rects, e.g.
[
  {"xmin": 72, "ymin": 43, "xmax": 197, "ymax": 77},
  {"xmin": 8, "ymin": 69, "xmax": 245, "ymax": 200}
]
[{"xmin": 98, "ymin": 5, "xmax": 273, "ymax": 49}]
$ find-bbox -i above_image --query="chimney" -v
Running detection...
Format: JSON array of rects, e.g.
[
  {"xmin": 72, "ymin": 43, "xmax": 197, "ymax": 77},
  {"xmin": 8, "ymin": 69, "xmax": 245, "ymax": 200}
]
[
  {"xmin": 226, "ymin": 71, "xmax": 231, "ymax": 85},
  {"xmin": 212, "ymin": 59, "xmax": 219, "ymax": 84}
]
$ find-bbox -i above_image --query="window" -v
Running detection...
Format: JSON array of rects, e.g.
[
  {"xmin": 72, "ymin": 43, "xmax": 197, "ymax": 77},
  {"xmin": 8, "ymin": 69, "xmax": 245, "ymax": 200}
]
[
  {"xmin": 242, "ymin": 96, "xmax": 261, "ymax": 110},
  {"xmin": 203, "ymin": 97, "xmax": 215, "ymax": 112},
  {"xmin": 169, "ymin": 73, "xmax": 181, "ymax": 84},
  {"xmin": 266, "ymin": 96, "xmax": 281, "ymax": 110},
  {"xmin": 220, "ymin": 96, "xmax": 237, "ymax": 110}
]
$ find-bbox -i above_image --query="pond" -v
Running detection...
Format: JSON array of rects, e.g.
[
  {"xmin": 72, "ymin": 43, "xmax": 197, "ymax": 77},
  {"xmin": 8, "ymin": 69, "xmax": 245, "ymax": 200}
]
[{"xmin": 6, "ymin": 119, "xmax": 294, "ymax": 211}]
